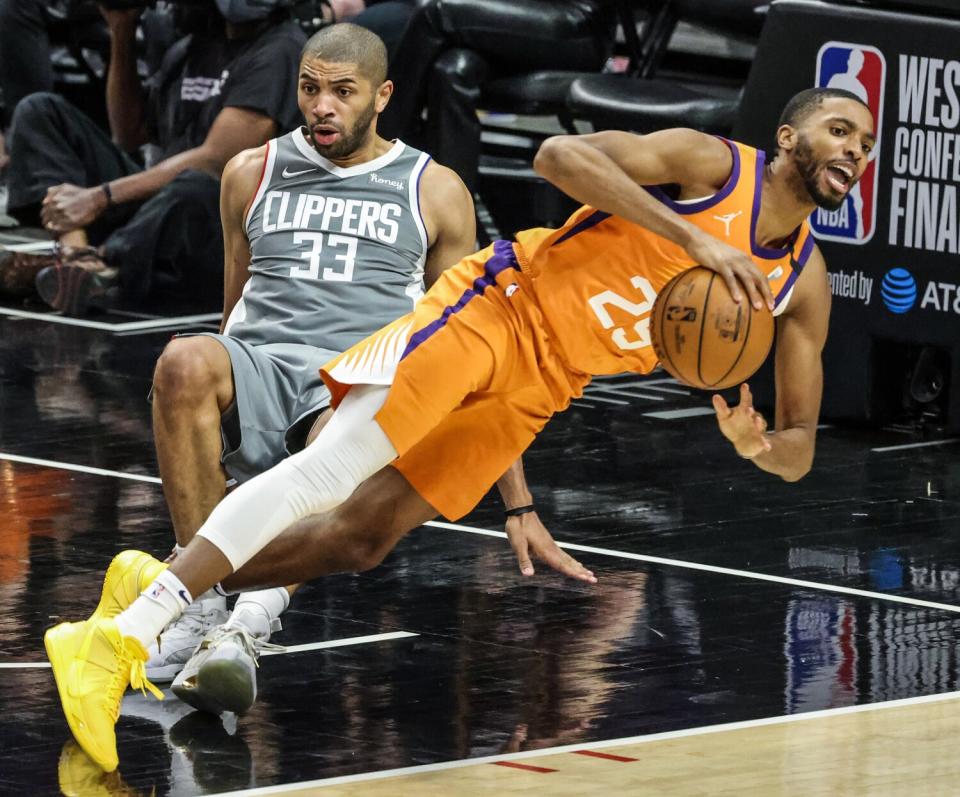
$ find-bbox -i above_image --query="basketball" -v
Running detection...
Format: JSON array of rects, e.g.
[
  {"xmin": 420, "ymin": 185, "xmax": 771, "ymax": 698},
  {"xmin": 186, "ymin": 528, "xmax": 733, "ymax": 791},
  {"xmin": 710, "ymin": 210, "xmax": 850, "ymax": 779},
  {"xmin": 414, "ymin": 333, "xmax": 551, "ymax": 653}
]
[{"xmin": 650, "ymin": 266, "xmax": 775, "ymax": 390}]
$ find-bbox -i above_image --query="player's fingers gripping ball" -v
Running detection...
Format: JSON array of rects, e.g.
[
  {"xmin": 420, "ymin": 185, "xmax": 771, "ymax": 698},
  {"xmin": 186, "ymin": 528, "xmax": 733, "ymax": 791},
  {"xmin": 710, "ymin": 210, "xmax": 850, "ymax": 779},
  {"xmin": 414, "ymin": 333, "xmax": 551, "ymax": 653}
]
[{"xmin": 650, "ymin": 266, "xmax": 774, "ymax": 390}]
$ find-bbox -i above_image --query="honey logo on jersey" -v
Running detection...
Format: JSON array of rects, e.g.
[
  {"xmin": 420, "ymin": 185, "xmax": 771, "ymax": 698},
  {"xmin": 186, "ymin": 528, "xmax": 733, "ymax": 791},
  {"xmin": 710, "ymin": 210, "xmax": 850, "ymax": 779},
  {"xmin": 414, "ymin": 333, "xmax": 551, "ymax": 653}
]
[{"xmin": 812, "ymin": 42, "xmax": 885, "ymax": 245}]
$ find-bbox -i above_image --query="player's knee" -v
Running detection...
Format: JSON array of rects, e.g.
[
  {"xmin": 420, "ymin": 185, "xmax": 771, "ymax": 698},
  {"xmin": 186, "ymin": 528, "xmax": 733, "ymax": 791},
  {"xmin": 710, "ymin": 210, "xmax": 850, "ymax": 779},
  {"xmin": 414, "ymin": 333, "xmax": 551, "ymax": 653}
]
[
  {"xmin": 327, "ymin": 510, "xmax": 393, "ymax": 573},
  {"xmin": 153, "ymin": 338, "xmax": 222, "ymax": 405}
]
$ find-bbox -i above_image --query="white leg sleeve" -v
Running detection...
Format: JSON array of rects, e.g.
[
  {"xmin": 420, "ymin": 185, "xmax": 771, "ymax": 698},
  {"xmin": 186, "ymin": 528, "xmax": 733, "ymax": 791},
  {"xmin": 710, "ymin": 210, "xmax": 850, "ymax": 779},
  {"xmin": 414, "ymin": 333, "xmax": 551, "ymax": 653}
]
[{"xmin": 197, "ymin": 384, "xmax": 397, "ymax": 570}]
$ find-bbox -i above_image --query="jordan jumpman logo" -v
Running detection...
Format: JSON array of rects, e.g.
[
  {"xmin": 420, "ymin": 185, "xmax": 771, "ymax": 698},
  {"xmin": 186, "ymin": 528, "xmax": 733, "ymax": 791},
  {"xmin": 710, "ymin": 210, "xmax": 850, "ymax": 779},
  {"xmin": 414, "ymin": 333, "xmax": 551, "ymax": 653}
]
[{"xmin": 713, "ymin": 210, "xmax": 743, "ymax": 237}]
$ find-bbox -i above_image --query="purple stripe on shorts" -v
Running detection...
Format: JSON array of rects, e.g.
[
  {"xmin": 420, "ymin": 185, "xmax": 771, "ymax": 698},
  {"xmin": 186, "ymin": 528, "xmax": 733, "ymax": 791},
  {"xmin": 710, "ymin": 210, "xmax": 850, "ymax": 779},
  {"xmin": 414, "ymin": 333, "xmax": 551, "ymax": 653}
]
[{"xmin": 400, "ymin": 240, "xmax": 518, "ymax": 360}]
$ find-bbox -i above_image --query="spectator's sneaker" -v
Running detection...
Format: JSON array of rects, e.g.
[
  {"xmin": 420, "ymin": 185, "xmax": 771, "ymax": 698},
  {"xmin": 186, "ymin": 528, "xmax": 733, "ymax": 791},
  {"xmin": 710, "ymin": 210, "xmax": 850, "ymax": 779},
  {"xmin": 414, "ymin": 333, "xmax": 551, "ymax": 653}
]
[
  {"xmin": 146, "ymin": 595, "xmax": 228, "ymax": 682},
  {"xmin": 90, "ymin": 550, "xmax": 167, "ymax": 624},
  {"xmin": 45, "ymin": 618, "xmax": 163, "ymax": 773},
  {"xmin": 171, "ymin": 621, "xmax": 283, "ymax": 715},
  {"xmin": 35, "ymin": 252, "xmax": 118, "ymax": 316}
]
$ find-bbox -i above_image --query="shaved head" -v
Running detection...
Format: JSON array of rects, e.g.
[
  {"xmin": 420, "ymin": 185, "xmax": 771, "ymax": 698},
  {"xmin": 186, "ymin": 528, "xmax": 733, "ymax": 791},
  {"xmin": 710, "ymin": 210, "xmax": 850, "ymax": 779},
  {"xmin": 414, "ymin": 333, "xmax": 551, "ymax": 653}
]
[{"xmin": 301, "ymin": 23, "xmax": 388, "ymax": 86}]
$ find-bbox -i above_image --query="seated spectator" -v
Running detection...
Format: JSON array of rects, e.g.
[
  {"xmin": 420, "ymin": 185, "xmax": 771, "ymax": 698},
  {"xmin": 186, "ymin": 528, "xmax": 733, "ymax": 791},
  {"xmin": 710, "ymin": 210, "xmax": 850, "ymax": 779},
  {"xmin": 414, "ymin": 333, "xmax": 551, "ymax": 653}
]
[
  {"xmin": 378, "ymin": 0, "xmax": 618, "ymax": 192},
  {"xmin": 323, "ymin": 0, "xmax": 414, "ymax": 59},
  {"xmin": 0, "ymin": 1, "xmax": 78, "ymax": 131},
  {"xmin": 0, "ymin": 1, "xmax": 174, "ymax": 187},
  {"xmin": 0, "ymin": 1, "xmax": 305, "ymax": 315}
]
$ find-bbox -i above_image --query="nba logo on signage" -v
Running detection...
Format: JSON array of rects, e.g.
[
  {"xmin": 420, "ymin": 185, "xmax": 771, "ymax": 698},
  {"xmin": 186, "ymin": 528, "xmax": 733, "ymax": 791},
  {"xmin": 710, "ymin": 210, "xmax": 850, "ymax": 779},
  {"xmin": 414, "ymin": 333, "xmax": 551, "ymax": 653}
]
[{"xmin": 812, "ymin": 42, "xmax": 885, "ymax": 245}]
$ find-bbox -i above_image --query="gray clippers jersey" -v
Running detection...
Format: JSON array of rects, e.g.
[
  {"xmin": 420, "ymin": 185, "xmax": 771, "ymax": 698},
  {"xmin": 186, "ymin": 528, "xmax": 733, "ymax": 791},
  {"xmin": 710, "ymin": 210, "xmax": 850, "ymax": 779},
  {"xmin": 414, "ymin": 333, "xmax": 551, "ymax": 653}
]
[{"xmin": 225, "ymin": 129, "xmax": 431, "ymax": 349}]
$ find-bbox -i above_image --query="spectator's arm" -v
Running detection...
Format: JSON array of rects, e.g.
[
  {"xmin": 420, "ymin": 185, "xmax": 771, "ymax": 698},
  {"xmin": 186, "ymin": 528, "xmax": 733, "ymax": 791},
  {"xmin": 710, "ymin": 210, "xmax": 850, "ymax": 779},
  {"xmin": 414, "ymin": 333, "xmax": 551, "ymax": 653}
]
[
  {"xmin": 102, "ymin": 8, "xmax": 149, "ymax": 150},
  {"xmin": 325, "ymin": 0, "xmax": 367, "ymax": 21},
  {"xmin": 103, "ymin": 106, "xmax": 277, "ymax": 206}
]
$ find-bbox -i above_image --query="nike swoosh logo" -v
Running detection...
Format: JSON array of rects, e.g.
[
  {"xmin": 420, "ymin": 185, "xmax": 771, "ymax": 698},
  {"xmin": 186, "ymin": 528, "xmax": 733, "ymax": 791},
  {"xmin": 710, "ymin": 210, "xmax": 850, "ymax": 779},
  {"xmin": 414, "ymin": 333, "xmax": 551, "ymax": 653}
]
[{"xmin": 282, "ymin": 166, "xmax": 317, "ymax": 179}]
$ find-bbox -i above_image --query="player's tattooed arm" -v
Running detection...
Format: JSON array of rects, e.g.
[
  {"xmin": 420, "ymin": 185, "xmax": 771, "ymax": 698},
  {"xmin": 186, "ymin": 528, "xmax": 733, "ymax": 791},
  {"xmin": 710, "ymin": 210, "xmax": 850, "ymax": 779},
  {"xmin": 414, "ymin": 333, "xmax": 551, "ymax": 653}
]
[
  {"xmin": 714, "ymin": 246, "xmax": 830, "ymax": 481},
  {"xmin": 534, "ymin": 130, "xmax": 774, "ymax": 311}
]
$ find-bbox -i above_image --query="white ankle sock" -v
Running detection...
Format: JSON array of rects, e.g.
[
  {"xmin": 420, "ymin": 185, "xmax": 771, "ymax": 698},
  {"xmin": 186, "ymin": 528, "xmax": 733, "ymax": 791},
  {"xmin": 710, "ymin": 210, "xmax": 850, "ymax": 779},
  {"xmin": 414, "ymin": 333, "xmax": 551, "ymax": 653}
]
[
  {"xmin": 227, "ymin": 587, "xmax": 290, "ymax": 638},
  {"xmin": 115, "ymin": 570, "xmax": 193, "ymax": 649}
]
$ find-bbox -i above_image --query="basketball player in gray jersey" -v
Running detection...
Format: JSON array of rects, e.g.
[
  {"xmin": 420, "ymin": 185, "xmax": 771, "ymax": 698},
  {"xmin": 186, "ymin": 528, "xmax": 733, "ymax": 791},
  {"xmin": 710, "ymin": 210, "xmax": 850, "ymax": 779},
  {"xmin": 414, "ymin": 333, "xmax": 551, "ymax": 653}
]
[{"xmin": 148, "ymin": 23, "xmax": 578, "ymax": 715}]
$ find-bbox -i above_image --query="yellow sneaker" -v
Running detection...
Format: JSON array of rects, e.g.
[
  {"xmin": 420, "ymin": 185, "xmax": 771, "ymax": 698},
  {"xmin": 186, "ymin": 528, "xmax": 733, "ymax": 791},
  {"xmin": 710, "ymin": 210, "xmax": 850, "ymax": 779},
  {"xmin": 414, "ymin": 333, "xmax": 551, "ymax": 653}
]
[
  {"xmin": 90, "ymin": 550, "xmax": 167, "ymax": 624},
  {"xmin": 45, "ymin": 618, "xmax": 163, "ymax": 772},
  {"xmin": 58, "ymin": 740, "xmax": 147, "ymax": 796}
]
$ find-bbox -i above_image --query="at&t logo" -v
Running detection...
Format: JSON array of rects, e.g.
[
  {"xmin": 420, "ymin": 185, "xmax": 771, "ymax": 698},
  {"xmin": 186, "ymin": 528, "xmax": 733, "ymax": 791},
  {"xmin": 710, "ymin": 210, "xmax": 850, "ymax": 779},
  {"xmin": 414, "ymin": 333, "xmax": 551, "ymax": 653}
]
[{"xmin": 880, "ymin": 268, "xmax": 917, "ymax": 313}]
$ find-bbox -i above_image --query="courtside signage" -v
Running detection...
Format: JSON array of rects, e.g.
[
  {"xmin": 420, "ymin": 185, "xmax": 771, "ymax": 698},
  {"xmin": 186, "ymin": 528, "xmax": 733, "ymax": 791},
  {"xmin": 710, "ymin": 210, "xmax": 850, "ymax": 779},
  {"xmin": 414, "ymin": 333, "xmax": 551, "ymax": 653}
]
[{"xmin": 813, "ymin": 42, "xmax": 886, "ymax": 245}]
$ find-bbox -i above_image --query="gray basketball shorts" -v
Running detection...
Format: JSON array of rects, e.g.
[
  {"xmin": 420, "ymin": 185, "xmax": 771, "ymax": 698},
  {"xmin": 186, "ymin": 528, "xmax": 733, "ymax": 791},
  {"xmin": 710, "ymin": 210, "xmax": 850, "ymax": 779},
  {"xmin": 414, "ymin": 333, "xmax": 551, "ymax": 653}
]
[{"xmin": 182, "ymin": 333, "xmax": 337, "ymax": 484}]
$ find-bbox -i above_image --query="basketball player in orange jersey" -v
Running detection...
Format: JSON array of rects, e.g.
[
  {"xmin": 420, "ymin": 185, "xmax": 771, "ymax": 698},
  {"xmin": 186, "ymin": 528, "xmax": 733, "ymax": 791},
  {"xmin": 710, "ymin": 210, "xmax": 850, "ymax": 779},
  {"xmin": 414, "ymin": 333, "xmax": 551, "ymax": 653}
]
[{"xmin": 46, "ymin": 87, "xmax": 875, "ymax": 771}]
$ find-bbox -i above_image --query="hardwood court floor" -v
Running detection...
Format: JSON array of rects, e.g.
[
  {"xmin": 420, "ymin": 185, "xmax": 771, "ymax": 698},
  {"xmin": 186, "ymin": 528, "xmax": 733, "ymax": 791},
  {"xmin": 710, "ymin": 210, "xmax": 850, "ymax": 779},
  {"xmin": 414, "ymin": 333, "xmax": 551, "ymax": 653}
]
[
  {"xmin": 307, "ymin": 694, "xmax": 960, "ymax": 796},
  {"xmin": 1, "ymin": 293, "xmax": 959, "ymax": 796}
]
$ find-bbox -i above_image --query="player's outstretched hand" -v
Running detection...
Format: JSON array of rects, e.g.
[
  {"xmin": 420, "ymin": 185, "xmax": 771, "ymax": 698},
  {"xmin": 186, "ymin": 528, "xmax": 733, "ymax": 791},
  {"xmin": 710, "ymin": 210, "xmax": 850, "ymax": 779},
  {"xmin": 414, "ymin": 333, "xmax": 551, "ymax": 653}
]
[
  {"xmin": 505, "ymin": 512, "xmax": 597, "ymax": 584},
  {"xmin": 713, "ymin": 383, "xmax": 772, "ymax": 459},
  {"xmin": 684, "ymin": 231, "xmax": 774, "ymax": 312}
]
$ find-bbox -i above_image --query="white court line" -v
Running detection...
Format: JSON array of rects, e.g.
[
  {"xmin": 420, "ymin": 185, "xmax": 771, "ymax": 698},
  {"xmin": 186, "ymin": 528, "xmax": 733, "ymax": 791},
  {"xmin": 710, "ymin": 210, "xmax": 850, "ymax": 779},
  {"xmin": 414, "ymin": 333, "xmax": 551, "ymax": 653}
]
[
  {"xmin": 575, "ymin": 394, "xmax": 630, "ymax": 406},
  {"xmin": 115, "ymin": 321, "xmax": 220, "ymax": 337},
  {"xmin": 584, "ymin": 386, "xmax": 666, "ymax": 401},
  {"xmin": 0, "ymin": 632, "xmax": 418, "ymax": 670},
  {"xmin": 0, "ymin": 306, "xmax": 221, "ymax": 332},
  {"xmin": 209, "ymin": 689, "xmax": 960, "ymax": 795},
  {"xmin": 425, "ymin": 521, "xmax": 960, "ymax": 614},
  {"xmin": 0, "ymin": 453, "xmax": 161, "ymax": 484},
  {"xmin": 6, "ymin": 453, "xmax": 959, "ymax": 614},
  {"xmin": 0, "ymin": 240, "xmax": 56, "ymax": 252},
  {"xmin": 871, "ymin": 439, "xmax": 960, "ymax": 453},
  {"xmin": 610, "ymin": 381, "xmax": 691, "ymax": 396},
  {"xmin": 261, "ymin": 632, "xmax": 418, "ymax": 656},
  {"xmin": 644, "ymin": 407, "xmax": 716, "ymax": 420}
]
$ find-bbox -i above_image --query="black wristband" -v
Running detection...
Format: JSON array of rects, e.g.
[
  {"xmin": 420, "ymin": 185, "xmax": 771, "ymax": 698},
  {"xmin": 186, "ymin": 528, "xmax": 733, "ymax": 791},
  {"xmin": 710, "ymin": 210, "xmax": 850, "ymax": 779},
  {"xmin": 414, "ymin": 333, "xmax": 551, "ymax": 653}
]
[
  {"xmin": 101, "ymin": 182, "xmax": 114, "ymax": 207},
  {"xmin": 504, "ymin": 504, "xmax": 536, "ymax": 518}
]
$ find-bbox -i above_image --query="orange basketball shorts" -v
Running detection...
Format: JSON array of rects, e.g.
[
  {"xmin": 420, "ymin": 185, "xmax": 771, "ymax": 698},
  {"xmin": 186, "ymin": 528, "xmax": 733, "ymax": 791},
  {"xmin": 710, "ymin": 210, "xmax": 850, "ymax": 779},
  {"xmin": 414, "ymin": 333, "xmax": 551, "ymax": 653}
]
[{"xmin": 321, "ymin": 240, "xmax": 590, "ymax": 520}]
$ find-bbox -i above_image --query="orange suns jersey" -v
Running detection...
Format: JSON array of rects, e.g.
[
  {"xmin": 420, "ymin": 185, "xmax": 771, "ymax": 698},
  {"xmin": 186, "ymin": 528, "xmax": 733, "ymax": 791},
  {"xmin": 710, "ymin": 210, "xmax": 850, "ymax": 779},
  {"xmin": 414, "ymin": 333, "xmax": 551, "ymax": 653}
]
[{"xmin": 514, "ymin": 139, "xmax": 817, "ymax": 376}]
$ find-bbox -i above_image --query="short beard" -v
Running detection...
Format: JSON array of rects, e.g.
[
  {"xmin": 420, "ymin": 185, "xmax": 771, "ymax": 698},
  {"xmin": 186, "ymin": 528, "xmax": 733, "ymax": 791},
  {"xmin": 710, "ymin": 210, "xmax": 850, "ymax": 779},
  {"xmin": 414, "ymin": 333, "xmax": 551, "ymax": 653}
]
[
  {"xmin": 309, "ymin": 100, "xmax": 378, "ymax": 160},
  {"xmin": 793, "ymin": 135, "xmax": 846, "ymax": 212}
]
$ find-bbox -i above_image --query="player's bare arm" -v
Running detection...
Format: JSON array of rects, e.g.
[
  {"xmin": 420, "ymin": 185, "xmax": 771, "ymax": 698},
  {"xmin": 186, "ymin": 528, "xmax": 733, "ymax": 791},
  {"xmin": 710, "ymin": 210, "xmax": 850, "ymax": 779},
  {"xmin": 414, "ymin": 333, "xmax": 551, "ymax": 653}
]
[
  {"xmin": 218, "ymin": 145, "xmax": 267, "ymax": 330},
  {"xmin": 418, "ymin": 161, "xmax": 477, "ymax": 287},
  {"xmin": 534, "ymin": 129, "xmax": 774, "ymax": 311},
  {"xmin": 496, "ymin": 458, "xmax": 597, "ymax": 584},
  {"xmin": 713, "ymin": 245, "xmax": 830, "ymax": 481}
]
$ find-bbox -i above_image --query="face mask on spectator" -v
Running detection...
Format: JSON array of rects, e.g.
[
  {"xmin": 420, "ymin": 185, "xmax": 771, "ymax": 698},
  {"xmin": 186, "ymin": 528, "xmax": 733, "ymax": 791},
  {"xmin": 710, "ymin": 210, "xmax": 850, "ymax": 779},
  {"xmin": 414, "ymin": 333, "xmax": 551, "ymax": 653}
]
[{"xmin": 215, "ymin": 0, "xmax": 284, "ymax": 23}]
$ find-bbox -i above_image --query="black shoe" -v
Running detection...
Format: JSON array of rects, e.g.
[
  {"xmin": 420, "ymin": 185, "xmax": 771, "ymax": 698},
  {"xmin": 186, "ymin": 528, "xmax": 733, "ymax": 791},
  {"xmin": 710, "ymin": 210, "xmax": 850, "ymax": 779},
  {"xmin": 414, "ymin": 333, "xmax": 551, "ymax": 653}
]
[{"xmin": 36, "ymin": 257, "xmax": 118, "ymax": 316}]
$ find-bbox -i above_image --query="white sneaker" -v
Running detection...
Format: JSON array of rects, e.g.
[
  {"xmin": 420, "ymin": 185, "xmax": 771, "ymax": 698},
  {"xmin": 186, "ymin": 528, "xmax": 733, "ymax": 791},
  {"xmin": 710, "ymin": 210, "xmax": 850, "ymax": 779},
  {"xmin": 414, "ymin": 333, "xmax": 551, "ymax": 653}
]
[
  {"xmin": 146, "ymin": 595, "xmax": 229, "ymax": 682},
  {"xmin": 171, "ymin": 621, "xmax": 283, "ymax": 715}
]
